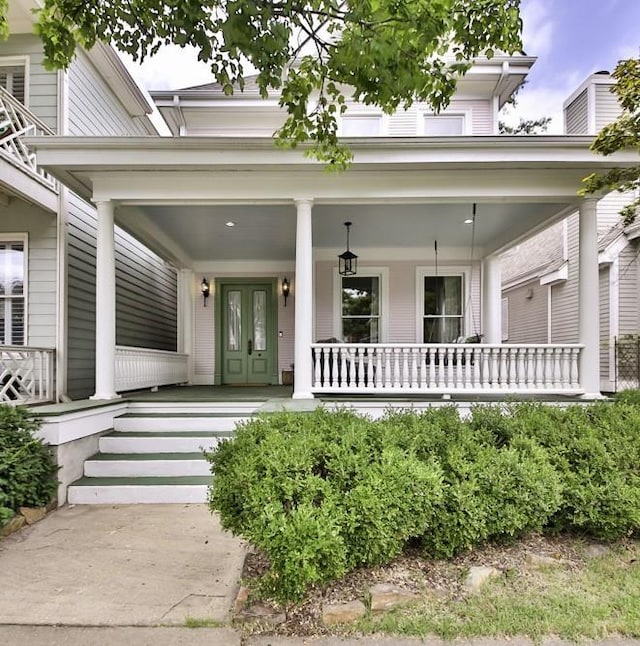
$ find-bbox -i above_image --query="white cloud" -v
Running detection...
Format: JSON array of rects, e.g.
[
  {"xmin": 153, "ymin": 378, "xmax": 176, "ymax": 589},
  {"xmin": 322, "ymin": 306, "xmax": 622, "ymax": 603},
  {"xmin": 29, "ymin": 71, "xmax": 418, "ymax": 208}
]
[
  {"xmin": 521, "ymin": 0, "xmax": 554, "ymax": 58},
  {"xmin": 119, "ymin": 46, "xmax": 214, "ymax": 92},
  {"xmin": 500, "ymin": 85, "xmax": 570, "ymax": 134}
]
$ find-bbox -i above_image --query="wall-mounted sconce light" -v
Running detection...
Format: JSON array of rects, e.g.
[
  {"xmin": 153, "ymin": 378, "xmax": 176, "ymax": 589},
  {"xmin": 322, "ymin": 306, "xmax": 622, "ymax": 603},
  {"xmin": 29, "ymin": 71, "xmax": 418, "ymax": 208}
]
[
  {"xmin": 282, "ymin": 276, "xmax": 290, "ymax": 307},
  {"xmin": 201, "ymin": 277, "xmax": 210, "ymax": 307},
  {"xmin": 338, "ymin": 221, "xmax": 358, "ymax": 276}
]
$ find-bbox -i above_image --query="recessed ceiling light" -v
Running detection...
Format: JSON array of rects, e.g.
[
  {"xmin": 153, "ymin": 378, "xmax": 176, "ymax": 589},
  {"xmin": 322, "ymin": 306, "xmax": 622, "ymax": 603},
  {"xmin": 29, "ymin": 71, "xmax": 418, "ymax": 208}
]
[
  {"xmin": 225, "ymin": 221, "xmax": 236, "ymax": 227},
  {"xmin": 464, "ymin": 218, "xmax": 474, "ymax": 224}
]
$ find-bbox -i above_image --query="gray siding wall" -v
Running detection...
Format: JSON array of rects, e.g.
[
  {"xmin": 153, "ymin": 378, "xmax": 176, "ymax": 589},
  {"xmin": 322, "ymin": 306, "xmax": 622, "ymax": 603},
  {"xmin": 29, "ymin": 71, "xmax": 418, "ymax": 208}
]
[
  {"xmin": 503, "ymin": 280, "xmax": 548, "ymax": 344},
  {"xmin": 0, "ymin": 200, "xmax": 57, "ymax": 347},
  {"xmin": 66, "ymin": 194, "xmax": 178, "ymax": 399},
  {"xmin": 564, "ymin": 89, "xmax": 589, "ymax": 134},
  {"xmin": 618, "ymin": 243, "xmax": 638, "ymax": 336},
  {"xmin": 597, "ymin": 192, "xmax": 630, "ymax": 235},
  {"xmin": 0, "ymin": 34, "xmax": 58, "ymax": 129},
  {"xmin": 67, "ymin": 49, "xmax": 150, "ymax": 136},
  {"xmin": 595, "ymin": 83, "xmax": 621, "ymax": 131},
  {"xmin": 551, "ymin": 214, "xmax": 579, "ymax": 343},
  {"xmin": 599, "ymin": 266, "xmax": 610, "ymax": 380}
]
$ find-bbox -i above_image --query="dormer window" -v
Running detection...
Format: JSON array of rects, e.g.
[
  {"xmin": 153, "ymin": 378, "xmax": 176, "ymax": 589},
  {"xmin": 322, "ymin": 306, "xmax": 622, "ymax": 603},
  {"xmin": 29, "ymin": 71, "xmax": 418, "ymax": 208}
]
[
  {"xmin": 424, "ymin": 114, "xmax": 465, "ymax": 136},
  {"xmin": 0, "ymin": 58, "xmax": 28, "ymax": 105},
  {"xmin": 341, "ymin": 114, "xmax": 382, "ymax": 137}
]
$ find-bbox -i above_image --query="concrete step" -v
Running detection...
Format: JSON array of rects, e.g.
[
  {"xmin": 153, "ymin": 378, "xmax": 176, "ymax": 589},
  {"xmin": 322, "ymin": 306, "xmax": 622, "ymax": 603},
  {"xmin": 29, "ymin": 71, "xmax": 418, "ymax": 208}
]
[
  {"xmin": 67, "ymin": 476, "xmax": 210, "ymax": 505},
  {"xmin": 99, "ymin": 431, "xmax": 229, "ymax": 454},
  {"xmin": 84, "ymin": 452, "xmax": 210, "ymax": 477},
  {"xmin": 113, "ymin": 413, "xmax": 251, "ymax": 433}
]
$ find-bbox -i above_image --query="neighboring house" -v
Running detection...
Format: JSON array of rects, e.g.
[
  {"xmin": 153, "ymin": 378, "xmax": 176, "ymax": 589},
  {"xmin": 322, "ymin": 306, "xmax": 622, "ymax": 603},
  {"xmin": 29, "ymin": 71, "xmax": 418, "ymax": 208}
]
[
  {"xmin": 3, "ymin": 4, "xmax": 640, "ymax": 503},
  {"xmin": 501, "ymin": 72, "xmax": 639, "ymax": 393}
]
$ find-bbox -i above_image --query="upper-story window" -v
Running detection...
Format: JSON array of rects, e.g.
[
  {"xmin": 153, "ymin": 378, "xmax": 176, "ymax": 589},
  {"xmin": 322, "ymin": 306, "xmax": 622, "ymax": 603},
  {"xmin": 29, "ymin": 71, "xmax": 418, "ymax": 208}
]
[
  {"xmin": 423, "ymin": 114, "xmax": 466, "ymax": 136},
  {"xmin": 0, "ymin": 57, "xmax": 28, "ymax": 105},
  {"xmin": 341, "ymin": 114, "xmax": 382, "ymax": 137}
]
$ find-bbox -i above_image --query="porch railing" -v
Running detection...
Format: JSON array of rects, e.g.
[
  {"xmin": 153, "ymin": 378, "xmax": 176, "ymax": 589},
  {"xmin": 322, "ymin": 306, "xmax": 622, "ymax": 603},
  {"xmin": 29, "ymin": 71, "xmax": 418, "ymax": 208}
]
[
  {"xmin": 1, "ymin": 346, "xmax": 55, "ymax": 404},
  {"xmin": 311, "ymin": 343, "xmax": 583, "ymax": 395},
  {"xmin": 115, "ymin": 346, "xmax": 189, "ymax": 392},
  {"xmin": 0, "ymin": 86, "xmax": 57, "ymax": 190}
]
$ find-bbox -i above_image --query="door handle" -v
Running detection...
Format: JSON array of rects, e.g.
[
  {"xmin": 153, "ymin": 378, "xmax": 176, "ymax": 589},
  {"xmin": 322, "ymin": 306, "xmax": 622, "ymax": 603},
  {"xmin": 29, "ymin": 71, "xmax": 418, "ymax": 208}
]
[{"xmin": 248, "ymin": 339, "xmax": 253, "ymax": 355}]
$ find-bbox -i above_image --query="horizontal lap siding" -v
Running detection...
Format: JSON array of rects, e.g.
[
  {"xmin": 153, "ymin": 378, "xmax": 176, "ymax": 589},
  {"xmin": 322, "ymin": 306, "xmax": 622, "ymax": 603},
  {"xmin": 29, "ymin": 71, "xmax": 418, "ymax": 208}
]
[
  {"xmin": 595, "ymin": 84, "xmax": 620, "ymax": 131},
  {"xmin": 0, "ymin": 201, "xmax": 57, "ymax": 347},
  {"xmin": 618, "ymin": 244, "xmax": 638, "ymax": 336},
  {"xmin": 0, "ymin": 34, "xmax": 57, "ymax": 129},
  {"xmin": 564, "ymin": 89, "xmax": 588, "ymax": 134},
  {"xmin": 597, "ymin": 192, "xmax": 630, "ymax": 235},
  {"xmin": 503, "ymin": 280, "xmax": 548, "ymax": 344},
  {"xmin": 314, "ymin": 259, "xmax": 481, "ymax": 342},
  {"xmin": 551, "ymin": 214, "xmax": 579, "ymax": 343},
  {"xmin": 599, "ymin": 266, "xmax": 610, "ymax": 380}
]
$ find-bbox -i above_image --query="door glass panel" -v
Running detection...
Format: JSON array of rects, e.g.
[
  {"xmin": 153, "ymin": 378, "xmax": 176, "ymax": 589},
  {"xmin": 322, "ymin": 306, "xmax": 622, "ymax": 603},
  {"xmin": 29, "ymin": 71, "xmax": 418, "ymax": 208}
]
[
  {"xmin": 253, "ymin": 290, "xmax": 267, "ymax": 351},
  {"xmin": 227, "ymin": 290, "xmax": 241, "ymax": 351}
]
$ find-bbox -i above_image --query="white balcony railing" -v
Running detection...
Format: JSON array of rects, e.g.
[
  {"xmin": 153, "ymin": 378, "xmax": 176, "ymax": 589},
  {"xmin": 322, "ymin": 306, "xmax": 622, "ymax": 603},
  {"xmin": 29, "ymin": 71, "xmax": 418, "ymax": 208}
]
[
  {"xmin": 115, "ymin": 346, "xmax": 189, "ymax": 392},
  {"xmin": 311, "ymin": 343, "xmax": 583, "ymax": 395},
  {"xmin": 1, "ymin": 346, "xmax": 54, "ymax": 404},
  {"xmin": 0, "ymin": 86, "xmax": 57, "ymax": 190}
]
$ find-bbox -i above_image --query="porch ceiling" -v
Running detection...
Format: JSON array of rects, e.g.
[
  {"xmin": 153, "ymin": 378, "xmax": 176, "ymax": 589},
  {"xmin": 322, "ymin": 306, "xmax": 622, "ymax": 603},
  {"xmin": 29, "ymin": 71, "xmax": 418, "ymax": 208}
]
[{"xmin": 119, "ymin": 201, "xmax": 568, "ymax": 263}]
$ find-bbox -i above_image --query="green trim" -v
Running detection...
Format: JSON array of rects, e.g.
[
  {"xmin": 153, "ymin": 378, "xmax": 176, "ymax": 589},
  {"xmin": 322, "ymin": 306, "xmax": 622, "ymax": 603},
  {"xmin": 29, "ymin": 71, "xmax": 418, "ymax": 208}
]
[
  {"xmin": 89, "ymin": 452, "xmax": 207, "ymax": 461},
  {"xmin": 104, "ymin": 430, "xmax": 232, "ymax": 437}
]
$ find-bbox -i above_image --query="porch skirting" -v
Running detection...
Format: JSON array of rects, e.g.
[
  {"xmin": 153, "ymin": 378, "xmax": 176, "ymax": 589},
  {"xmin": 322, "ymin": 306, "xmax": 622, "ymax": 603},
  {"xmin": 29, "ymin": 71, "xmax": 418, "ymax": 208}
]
[{"xmin": 311, "ymin": 343, "xmax": 583, "ymax": 395}]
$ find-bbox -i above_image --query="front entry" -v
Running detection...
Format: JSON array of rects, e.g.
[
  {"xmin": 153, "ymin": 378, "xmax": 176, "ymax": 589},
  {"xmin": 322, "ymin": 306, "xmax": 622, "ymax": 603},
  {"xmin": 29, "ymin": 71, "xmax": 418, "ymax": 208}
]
[{"xmin": 220, "ymin": 282, "xmax": 276, "ymax": 384}]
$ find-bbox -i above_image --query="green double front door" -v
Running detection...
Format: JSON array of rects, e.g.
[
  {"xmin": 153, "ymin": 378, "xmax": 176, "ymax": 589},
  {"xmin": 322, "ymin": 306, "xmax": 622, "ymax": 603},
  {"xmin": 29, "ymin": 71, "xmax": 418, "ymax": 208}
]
[{"xmin": 220, "ymin": 283, "xmax": 275, "ymax": 385}]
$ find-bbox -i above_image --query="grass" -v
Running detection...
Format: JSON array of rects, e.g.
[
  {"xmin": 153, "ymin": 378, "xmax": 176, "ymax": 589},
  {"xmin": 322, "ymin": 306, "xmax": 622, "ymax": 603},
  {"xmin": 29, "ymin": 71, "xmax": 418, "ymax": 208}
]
[
  {"xmin": 354, "ymin": 541, "xmax": 640, "ymax": 642},
  {"xmin": 183, "ymin": 616, "xmax": 226, "ymax": 628}
]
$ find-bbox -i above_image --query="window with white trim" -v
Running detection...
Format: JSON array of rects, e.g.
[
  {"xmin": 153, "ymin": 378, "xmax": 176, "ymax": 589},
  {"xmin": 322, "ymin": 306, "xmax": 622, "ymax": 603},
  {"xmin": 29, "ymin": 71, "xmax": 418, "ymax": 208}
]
[
  {"xmin": 422, "ymin": 275, "xmax": 464, "ymax": 342},
  {"xmin": 0, "ymin": 238, "xmax": 26, "ymax": 345},
  {"xmin": 0, "ymin": 58, "xmax": 27, "ymax": 105},
  {"xmin": 340, "ymin": 275, "xmax": 380, "ymax": 343},
  {"xmin": 424, "ymin": 114, "xmax": 465, "ymax": 135},
  {"xmin": 341, "ymin": 114, "xmax": 382, "ymax": 136}
]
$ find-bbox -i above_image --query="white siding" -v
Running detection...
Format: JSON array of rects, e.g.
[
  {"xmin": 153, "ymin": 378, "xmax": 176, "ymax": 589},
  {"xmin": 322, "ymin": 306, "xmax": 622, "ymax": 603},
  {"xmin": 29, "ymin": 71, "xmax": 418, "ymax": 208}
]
[
  {"xmin": 503, "ymin": 280, "xmax": 548, "ymax": 344},
  {"xmin": 595, "ymin": 83, "xmax": 621, "ymax": 131},
  {"xmin": 0, "ymin": 34, "xmax": 57, "ymax": 129},
  {"xmin": 597, "ymin": 192, "xmax": 633, "ymax": 235},
  {"xmin": 0, "ymin": 200, "xmax": 57, "ymax": 347},
  {"xmin": 551, "ymin": 214, "xmax": 579, "ymax": 343},
  {"xmin": 599, "ymin": 266, "xmax": 610, "ymax": 380},
  {"xmin": 618, "ymin": 243, "xmax": 638, "ymax": 336},
  {"xmin": 67, "ymin": 49, "xmax": 150, "ymax": 136},
  {"xmin": 564, "ymin": 89, "xmax": 589, "ymax": 134},
  {"xmin": 314, "ymin": 259, "xmax": 481, "ymax": 343}
]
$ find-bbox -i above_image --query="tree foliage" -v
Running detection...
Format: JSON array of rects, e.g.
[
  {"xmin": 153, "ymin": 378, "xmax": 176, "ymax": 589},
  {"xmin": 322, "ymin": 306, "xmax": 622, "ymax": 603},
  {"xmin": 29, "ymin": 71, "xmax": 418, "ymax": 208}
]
[
  {"xmin": 2, "ymin": 0, "xmax": 523, "ymax": 165},
  {"xmin": 581, "ymin": 56, "xmax": 640, "ymax": 224},
  {"xmin": 499, "ymin": 116, "xmax": 551, "ymax": 134}
]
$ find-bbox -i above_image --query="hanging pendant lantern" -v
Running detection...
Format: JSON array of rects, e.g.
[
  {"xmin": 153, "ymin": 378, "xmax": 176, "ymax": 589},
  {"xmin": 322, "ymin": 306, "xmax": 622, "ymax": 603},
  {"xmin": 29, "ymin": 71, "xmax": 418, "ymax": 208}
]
[{"xmin": 338, "ymin": 221, "xmax": 358, "ymax": 276}]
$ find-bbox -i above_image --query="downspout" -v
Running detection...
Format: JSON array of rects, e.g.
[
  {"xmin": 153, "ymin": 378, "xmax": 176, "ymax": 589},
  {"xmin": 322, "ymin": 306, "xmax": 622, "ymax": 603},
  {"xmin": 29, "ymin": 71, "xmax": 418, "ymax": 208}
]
[
  {"xmin": 492, "ymin": 61, "xmax": 510, "ymax": 134},
  {"xmin": 55, "ymin": 68, "xmax": 71, "ymax": 402},
  {"xmin": 173, "ymin": 94, "xmax": 187, "ymax": 136}
]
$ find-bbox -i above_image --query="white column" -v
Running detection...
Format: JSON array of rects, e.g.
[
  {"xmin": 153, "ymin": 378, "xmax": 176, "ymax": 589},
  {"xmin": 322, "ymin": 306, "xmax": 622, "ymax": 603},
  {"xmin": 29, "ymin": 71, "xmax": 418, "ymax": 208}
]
[
  {"xmin": 482, "ymin": 254, "xmax": 502, "ymax": 344},
  {"xmin": 293, "ymin": 199, "xmax": 314, "ymax": 399},
  {"xmin": 177, "ymin": 268, "xmax": 194, "ymax": 384},
  {"xmin": 579, "ymin": 198, "xmax": 601, "ymax": 397},
  {"xmin": 90, "ymin": 200, "xmax": 120, "ymax": 400}
]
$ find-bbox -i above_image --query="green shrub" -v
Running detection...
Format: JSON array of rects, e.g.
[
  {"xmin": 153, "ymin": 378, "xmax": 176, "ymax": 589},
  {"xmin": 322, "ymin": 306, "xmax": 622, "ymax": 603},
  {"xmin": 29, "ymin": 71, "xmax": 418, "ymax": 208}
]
[
  {"xmin": 0, "ymin": 406, "xmax": 58, "ymax": 523},
  {"xmin": 207, "ymin": 408, "xmax": 443, "ymax": 602},
  {"xmin": 614, "ymin": 389, "xmax": 640, "ymax": 405}
]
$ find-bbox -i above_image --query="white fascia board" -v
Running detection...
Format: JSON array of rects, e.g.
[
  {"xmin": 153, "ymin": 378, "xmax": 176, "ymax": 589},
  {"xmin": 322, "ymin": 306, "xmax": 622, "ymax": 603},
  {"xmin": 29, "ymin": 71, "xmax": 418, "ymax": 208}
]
[
  {"xmin": 539, "ymin": 261, "xmax": 568, "ymax": 285},
  {"xmin": 84, "ymin": 42, "xmax": 153, "ymax": 117},
  {"xmin": 599, "ymin": 232, "xmax": 630, "ymax": 264},
  {"xmin": 624, "ymin": 221, "xmax": 640, "ymax": 240}
]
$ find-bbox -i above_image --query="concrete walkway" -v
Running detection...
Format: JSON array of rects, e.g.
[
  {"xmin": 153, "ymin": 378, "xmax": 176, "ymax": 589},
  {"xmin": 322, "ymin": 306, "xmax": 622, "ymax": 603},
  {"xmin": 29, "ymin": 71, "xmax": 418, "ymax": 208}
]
[
  {"xmin": 2, "ymin": 505, "xmax": 640, "ymax": 646},
  {"xmin": 0, "ymin": 504, "xmax": 245, "ymax": 626}
]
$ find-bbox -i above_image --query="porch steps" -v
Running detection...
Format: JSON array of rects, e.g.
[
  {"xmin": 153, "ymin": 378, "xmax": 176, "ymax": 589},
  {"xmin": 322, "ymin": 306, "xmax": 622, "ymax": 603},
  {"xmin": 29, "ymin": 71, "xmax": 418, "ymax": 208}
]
[{"xmin": 67, "ymin": 404, "xmax": 259, "ymax": 505}]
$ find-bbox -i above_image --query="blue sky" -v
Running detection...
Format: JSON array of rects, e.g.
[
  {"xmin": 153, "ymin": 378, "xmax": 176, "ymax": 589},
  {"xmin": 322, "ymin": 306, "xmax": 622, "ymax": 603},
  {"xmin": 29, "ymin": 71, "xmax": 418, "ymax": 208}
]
[{"xmin": 124, "ymin": 0, "xmax": 640, "ymax": 132}]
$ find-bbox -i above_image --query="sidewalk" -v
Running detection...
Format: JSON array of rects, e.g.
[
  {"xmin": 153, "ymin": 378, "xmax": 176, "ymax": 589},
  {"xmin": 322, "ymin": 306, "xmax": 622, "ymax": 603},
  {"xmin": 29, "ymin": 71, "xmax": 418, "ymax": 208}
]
[
  {"xmin": 0, "ymin": 504, "xmax": 245, "ymax": 626},
  {"xmin": 1, "ymin": 505, "xmax": 639, "ymax": 646}
]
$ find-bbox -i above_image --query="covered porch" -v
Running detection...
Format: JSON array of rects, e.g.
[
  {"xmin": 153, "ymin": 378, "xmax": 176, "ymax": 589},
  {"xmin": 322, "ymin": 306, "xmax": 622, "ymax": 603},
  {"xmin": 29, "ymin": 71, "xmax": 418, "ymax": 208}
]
[{"xmin": 29, "ymin": 134, "xmax": 638, "ymax": 403}]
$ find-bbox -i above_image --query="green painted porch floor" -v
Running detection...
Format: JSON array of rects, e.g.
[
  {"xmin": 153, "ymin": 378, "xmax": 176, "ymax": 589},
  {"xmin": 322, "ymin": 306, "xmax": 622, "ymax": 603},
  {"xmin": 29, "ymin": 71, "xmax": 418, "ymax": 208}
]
[
  {"xmin": 125, "ymin": 385, "xmax": 292, "ymax": 402},
  {"xmin": 118, "ymin": 412, "xmax": 255, "ymax": 418},
  {"xmin": 88, "ymin": 452, "xmax": 206, "ymax": 461},
  {"xmin": 71, "ymin": 476, "xmax": 211, "ymax": 486}
]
